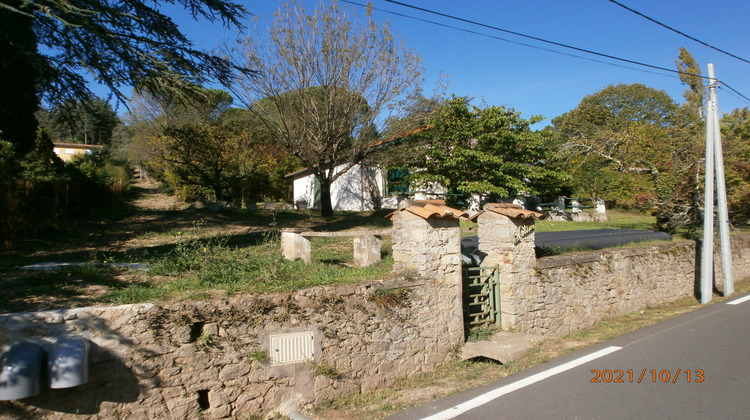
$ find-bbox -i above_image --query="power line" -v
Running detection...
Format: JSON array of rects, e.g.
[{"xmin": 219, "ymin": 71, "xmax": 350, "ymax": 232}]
[
  {"xmin": 721, "ymin": 81, "xmax": 750, "ymax": 103},
  {"xmin": 342, "ymin": 1, "xmax": 678, "ymax": 80},
  {"xmin": 377, "ymin": 0, "xmax": 750, "ymax": 105},
  {"xmin": 381, "ymin": 0, "xmax": 700, "ymax": 78},
  {"xmin": 606, "ymin": 0, "xmax": 750, "ymax": 65}
]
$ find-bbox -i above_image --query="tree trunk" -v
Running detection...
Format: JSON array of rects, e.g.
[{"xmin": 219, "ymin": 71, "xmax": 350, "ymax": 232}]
[
  {"xmin": 319, "ymin": 177, "xmax": 334, "ymax": 218},
  {"xmin": 0, "ymin": 0, "xmax": 41, "ymax": 157}
]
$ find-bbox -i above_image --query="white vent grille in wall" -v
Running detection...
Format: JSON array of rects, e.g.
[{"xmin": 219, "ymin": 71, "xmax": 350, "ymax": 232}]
[{"xmin": 269, "ymin": 331, "xmax": 315, "ymax": 366}]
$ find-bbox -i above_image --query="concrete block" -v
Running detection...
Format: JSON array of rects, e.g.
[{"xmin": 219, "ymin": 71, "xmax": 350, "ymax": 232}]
[
  {"xmin": 281, "ymin": 229, "xmax": 311, "ymax": 263},
  {"xmin": 353, "ymin": 235, "xmax": 381, "ymax": 267}
]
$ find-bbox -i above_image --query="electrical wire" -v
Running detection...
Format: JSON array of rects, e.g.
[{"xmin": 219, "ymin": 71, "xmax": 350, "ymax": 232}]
[
  {"xmin": 381, "ymin": 0, "xmax": 705, "ymax": 79},
  {"xmin": 721, "ymin": 81, "xmax": 750, "ymax": 103},
  {"xmin": 342, "ymin": 0, "xmax": 678, "ymax": 80},
  {"xmin": 606, "ymin": 0, "xmax": 750, "ymax": 65},
  {"xmin": 375, "ymin": 0, "xmax": 750, "ymax": 105}
]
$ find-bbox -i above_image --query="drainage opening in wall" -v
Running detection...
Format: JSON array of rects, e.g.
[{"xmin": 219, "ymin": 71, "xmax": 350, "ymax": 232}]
[
  {"xmin": 197, "ymin": 390, "xmax": 210, "ymax": 410},
  {"xmin": 190, "ymin": 322, "xmax": 205, "ymax": 343}
]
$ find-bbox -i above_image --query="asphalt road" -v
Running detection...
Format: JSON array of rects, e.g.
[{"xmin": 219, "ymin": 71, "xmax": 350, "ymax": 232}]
[
  {"xmin": 389, "ymin": 292, "xmax": 750, "ymax": 420},
  {"xmin": 461, "ymin": 229, "xmax": 672, "ymax": 264},
  {"xmin": 534, "ymin": 229, "xmax": 672, "ymax": 251}
]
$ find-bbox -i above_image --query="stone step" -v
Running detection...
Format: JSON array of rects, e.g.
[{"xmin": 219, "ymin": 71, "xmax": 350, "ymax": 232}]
[{"xmin": 460, "ymin": 331, "xmax": 544, "ymax": 364}]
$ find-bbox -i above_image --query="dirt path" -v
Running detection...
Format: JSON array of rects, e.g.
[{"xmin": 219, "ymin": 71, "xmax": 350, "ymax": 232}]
[{"xmin": 128, "ymin": 179, "xmax": 187, "ymax": 211}]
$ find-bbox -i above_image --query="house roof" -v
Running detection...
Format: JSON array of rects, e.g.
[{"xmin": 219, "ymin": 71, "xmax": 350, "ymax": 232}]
[
  {"xmin": 468, "ymin": 203, "xmax": 545, "ymax": 222},
  {"xmin": 386, "ymin": 199, "xmax": 468, "ymax": 221},
  {"xmin": 53, "ymin": 142, "xmax": 105, "ymax": 150}
]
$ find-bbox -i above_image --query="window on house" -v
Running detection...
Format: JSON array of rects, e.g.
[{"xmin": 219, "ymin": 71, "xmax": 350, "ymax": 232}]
[{"xmin": 387, "ymin": 168, "xmax": 410, "ymax": 196}]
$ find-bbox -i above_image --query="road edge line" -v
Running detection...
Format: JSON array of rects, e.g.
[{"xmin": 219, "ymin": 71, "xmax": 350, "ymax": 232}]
[
  {"xmin": 727, "ymin": 294, "xmax": 750, "ymax": 305},
  {"xmin": 419, "ymin": 346, "xmax": 622, "ymax": 420}
]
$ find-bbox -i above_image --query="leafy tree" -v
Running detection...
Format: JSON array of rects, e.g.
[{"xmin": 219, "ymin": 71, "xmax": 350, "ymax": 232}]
[
  {"xmin": 676, "ymin": 47, "xmax": 704, "ymax": 117},
  {"xmin": 0, "ymin": 0, "xmax": 250, "ymax": 160},
  {"xmin": 231, "ymin": 0, "xmax": 423, "ymax": 217},
  {"xmin": 553, "ymin": 83, "xmax": 701, "ymax": 231},
  {"xmin": 721, "ymin": 107, "xmax": 750, "ymax": 224},
  {"xmin": 405, "ymin": 96, "xmax": 567, "ymax": 202},
  {"xmin": 129, "ymin": 88, "xmax": 292, "ymax": 203},
  {"xmin": 19, "ymin": 128, "xmax": 68, "ymax": 182},
  {"xmin": 38, "ymin": 97, "xmax": 119, "ymax": 145}
]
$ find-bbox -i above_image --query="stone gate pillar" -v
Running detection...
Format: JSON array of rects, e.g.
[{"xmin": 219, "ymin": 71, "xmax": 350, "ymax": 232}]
[
  {"xmin": 388, "ymin": 200, "xmax": 468, "ymax": 346},
  {"xmin": 471, "ymin": 203, "xmax": 544, "ymax": 331}
]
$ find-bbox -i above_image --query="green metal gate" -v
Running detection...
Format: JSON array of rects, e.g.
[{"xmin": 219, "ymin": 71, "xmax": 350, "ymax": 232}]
[{"xmin": 462, "ymin": 265, "xmax": 501, "ymax": 336}]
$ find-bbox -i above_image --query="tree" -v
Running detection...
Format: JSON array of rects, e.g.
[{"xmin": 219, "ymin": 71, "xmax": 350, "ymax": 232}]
[
  {"xmin": 405, "ymin": 96, "xmax": 567, "ymax": 202},
  {"xmin": 553, "ymin": 83, "xmax": 701, "ymax": 231},
  {"xmin": 0, "ymin": 0, "xmax": 41, "ymax": 157},
  {"xmin": 0, "ymin": 0, "xmax": 250, "ymax": 160},
  {"xmin": 231, "ymin": 0, "xmax": 423, "ymax": 217},
  {"xmin": 129, "ymin": 88, "xmax": 293, "ymax": 203},
  {"xmin": 720, "ymin": 107, "xmax": 750, "ymax": 224},
  {"xmin": 38, "ymin": 97, "xmax": 119, "ymax": 145},
  {"xmin": 676, "ymin": 47, "xmax": 704, "ymax": 117}
]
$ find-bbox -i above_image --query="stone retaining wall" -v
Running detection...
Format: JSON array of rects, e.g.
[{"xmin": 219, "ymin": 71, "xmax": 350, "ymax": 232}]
[
  {"xmin": 501, "ymin": 235, "xmax": 750, "ymax": 336},
  {"xmin": 0, "ymin": 277, "xmax": 462, "ymax": 419}
]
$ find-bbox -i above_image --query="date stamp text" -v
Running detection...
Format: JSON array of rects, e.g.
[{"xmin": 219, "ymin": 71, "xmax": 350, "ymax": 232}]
[{"xmin": 590, "ymin": 369, "xmax": 704, "ymax": 383}]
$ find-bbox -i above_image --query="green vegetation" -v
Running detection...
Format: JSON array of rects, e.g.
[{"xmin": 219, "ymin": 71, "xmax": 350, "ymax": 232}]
[
  {"xmin": 249, "ymin": 351, "xmax": 269, "ymax": 363},
  {"xmin": 2, "ymin": 197, "xmax": 681, "ymax": 314},
  {"xmin": 401, "ymin": 96, "xmax": 567, "ymax": 202},
  {"xmin": 0, "ymin": 206, "xmax": 397, "ymax": 313},
  {"xmin": 369, "ymin": 288, "xmax": 409, "ymax": 307},
  {"xmin": 310, "ymin": 360, "xmax": 341, "ymax": 380},
  {"xmin": 551, "ymin": 81, "xmax": 702, "ymax": 232},
  {"xmin": 105, "ymin": 235, "xmax": 393, "ymax": 304},
  {"xmin": 231, "ymin": 1, "xmax": 423, "ymax": 217}
]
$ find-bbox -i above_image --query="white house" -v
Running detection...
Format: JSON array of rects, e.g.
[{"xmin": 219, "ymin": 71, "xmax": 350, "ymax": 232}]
[
  {"xmin": 287, "ymin": 163, "xmax": 388, "ymax": 211},
  {"xmin": 286, "ymin": 163, "xmax": 451, "ymax": 211}
]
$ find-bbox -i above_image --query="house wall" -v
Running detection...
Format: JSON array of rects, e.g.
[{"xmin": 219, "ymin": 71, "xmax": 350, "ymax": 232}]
[
  {"xmin": 292, "ymin": 174, "xmax": 317, "ymax": 208},
  {"xmin": 52, "ymin": 144, "xmax": 103, "ymax": 162},
  {"xmin": 292, "ymin": 164, "xmax": 386, "ymax": 211}
]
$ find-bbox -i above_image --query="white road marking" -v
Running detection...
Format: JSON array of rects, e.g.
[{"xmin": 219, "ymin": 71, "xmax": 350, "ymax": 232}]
[
  {"xmin": 727, "ymin": 294, "xmax": 750, "ymax": 305},
  {"xmin": 419, "ymin": 346, "xmax": 622, "ymax": 420}
]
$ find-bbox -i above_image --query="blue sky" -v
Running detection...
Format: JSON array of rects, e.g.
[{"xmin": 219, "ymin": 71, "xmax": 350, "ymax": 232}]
[{"xmin": 168, "ymin": 0, "xmax": 750, "ymax": 127}]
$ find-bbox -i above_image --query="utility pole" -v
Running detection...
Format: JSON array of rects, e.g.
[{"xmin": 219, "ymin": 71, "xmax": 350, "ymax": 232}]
[
  {"xmin": 708, "ymin": 64, "xmax": 734, "ymax": 297},
  {"xmin": 701, "ymin": 63, "xmax": 734, "ymax": 304},
  {"xmin": 701, "ymin": 65, "xmax": 715, "ymax": 304}
]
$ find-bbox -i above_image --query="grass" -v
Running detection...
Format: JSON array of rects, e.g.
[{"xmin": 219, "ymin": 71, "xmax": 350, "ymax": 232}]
[
  {"xmin": 0, "ymin": 205, "xmax": 396, "ymax": 312},
  {"xmin": 102, "ymin": 235, "xmax": 394, "ymax": 304},
  {"xmin": 461, "ymin": 209, "xmax": 657, "ymax": 234},
  {"xmin": 0, "ymin": 195, "xmax": 712, "ymax": 313},
  {"xmin": 535, "ymin": 209, "xmax": 656, "ymax": 232},
  {"xmin": 311, "ymin": 277, "xmax": 750, "ymax": 419}
]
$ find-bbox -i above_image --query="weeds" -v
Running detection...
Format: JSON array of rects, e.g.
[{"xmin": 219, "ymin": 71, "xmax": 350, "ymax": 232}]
[
  {"xmin": 369, "ymin": 288, "xmax": 409, "ymax": 307},
  {"xmin": 249, "ymin": 350, "xmax": 268, "ymax": 363},
  {"xmin": 310, "ymin": 360, "xmax": 341, "ymax": 380},
  {"xmin": 196, "ymin": 333, "xmax": 215, "ymax": 347}
]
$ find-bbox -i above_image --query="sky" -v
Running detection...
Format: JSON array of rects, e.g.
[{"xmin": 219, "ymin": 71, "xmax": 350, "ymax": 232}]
[{"xmin": 164, "ymin": 0, "xmax": 750, "ymax": 127}]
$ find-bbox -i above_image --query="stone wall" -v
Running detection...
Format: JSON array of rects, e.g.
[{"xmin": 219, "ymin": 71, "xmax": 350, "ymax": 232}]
[
  {"xmin": 501, "ymin": 235, "xmax": 750, "ymax": 336},
  {"xmin": 0, "ymin": 277, "xmax": 463, "ymax": 419}
]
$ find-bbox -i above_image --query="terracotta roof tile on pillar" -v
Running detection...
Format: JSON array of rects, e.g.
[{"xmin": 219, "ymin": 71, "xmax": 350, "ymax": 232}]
[
  {"xmin": 468, "ymin": 202, "xmax": 545, "ymax": 222},
  {"xmin": 386, "ymin": 199, "xmax": 469, "ymax": 220}
]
